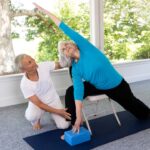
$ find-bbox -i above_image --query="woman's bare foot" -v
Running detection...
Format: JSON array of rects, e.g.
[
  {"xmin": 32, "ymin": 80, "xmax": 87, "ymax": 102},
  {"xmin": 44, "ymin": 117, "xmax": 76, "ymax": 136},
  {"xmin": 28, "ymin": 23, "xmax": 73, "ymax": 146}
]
[
  {"xmin": 60, "ymin": 134, "xmax": 64, "ymax": 140},
  {"xmin": 32, "ymin": 120, "xmax": 41, "ymax": 130}
]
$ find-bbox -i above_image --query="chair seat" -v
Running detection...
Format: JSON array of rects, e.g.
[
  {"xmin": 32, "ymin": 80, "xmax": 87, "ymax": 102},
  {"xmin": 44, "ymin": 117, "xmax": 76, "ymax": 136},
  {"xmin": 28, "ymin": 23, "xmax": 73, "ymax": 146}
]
[{"xmin": 86, "ymin": 94, "xmax": 109, "ymax": 102}]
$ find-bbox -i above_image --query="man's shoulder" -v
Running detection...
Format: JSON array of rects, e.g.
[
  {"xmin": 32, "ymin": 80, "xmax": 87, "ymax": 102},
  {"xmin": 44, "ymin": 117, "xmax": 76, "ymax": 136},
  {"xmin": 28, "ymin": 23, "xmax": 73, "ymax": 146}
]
[
  {"xmin": 20, "ymin": 75, "xmax": 31, "ymax": 88},
  {"xmin": 20, "ymin": 76, "xmax": 26, "ymax": 89}
]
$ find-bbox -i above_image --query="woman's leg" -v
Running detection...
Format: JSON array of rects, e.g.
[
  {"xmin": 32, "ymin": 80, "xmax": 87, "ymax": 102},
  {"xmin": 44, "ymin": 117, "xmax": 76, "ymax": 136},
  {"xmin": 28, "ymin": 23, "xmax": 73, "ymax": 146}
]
[
  {"xmin": 65, "ymin": 86, "xmax": 76, "ymax": 125},
  {"xmin": 65, "ymin": 82, "xmax": 105, "ymax": 125},
  {"xmin": 105, "ymin": 79, "xmax": 150, "ymax": 119}
]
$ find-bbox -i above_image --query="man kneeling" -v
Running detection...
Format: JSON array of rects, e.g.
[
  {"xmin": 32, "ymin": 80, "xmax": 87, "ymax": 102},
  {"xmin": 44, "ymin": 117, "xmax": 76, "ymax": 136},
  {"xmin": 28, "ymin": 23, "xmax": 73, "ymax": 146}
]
[{"xmin": 15, "ymin": 54, "xmax": 71, "ymax": 130}]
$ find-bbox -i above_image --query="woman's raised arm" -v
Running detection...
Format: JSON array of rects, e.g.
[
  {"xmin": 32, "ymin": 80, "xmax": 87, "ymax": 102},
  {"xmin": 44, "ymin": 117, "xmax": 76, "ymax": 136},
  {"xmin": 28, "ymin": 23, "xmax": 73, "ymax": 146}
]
[
  {"xmin": 33, "ymin": 3, "xmax": 87, "ymax": 48},
  {"xmin": 33, "ymin": 3, "xmax": 61, "ymax": 26}
]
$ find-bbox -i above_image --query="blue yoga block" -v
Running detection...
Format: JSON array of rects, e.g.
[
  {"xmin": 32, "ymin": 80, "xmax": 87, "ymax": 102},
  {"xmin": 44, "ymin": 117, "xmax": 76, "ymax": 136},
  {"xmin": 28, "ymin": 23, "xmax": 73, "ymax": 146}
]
[{"xmin": 64, "ymin": 127, "xmax": 91, "ymax": 146}]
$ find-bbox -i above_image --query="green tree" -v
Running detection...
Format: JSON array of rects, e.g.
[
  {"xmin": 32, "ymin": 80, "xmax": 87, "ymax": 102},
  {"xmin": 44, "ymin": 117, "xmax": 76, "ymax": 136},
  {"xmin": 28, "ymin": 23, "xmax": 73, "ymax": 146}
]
[
  {"xmin": 104, "ymin": 0, "xmax": 150, "ymax": 62},
  {"xmin": 0, "ymin": 0, "xmax": 41, "ymax": 75},
  {"xmin": 133, "ymin": 31, "xmax": 150, "ymax": 59},
  {"xmin": 25, "ymin": 0, "xmax": 150, "ymax": 62},
  {"xmin": 25, "ymin": 1, "xmax": 90, "ymax": 62}
]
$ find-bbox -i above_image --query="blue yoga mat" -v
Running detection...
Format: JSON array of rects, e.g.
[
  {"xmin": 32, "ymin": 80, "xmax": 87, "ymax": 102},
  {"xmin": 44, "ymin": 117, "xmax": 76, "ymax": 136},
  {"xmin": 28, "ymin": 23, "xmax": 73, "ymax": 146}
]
[{"xmin": 23, "ymin": 111, "xmax": 150, "ymax": 150}]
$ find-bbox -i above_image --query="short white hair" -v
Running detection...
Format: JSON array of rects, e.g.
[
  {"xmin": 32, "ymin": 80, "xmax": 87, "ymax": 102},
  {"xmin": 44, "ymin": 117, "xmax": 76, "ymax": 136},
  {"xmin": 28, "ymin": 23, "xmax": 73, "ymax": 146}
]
[
  {"xmin": 58, "ymin": 41, "xmax": 73, "ymax": 67},
  {"xmin": 14, "ymin": 54, "xmax": 28, "ymax": 72}
]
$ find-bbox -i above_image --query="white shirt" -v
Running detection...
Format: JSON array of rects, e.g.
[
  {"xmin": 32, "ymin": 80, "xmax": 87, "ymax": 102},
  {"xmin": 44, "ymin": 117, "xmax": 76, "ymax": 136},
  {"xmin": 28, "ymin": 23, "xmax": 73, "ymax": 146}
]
[{"xmin": 20, "ymin": 61, "xmax": 60, "ymax": 104}]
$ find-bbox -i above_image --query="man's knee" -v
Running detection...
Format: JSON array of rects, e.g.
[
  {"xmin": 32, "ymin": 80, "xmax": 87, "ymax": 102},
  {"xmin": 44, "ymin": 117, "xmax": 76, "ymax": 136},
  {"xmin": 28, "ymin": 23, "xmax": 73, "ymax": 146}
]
[
  {"xmin": 56, "ymin": 121, "xmax": 70, "ymax": 129},
  {"xmin": 25, "ymin": 110, "xmax": 39, "ymax": 123}
]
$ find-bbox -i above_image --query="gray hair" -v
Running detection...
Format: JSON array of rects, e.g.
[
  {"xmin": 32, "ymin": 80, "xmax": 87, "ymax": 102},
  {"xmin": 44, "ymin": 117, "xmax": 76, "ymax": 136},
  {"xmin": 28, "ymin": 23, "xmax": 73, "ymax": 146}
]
[
  {"xmin": 14, "ymin": 54, "xmax": 28, "ymax": 72},
  {"xmin": 58, "ymin": 41, "xmax": 73, "ymax": 67}
]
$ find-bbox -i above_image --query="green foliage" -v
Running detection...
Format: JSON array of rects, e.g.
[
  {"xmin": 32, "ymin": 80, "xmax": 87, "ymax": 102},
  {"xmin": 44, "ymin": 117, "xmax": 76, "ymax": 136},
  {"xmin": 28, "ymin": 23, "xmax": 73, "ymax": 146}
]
[
  {"xmin": 11, "ymin": 32, "xmax": 20, "ymax": 39},
  {"xmin": 132, "ymin": 31, "xmax": 150, "ymax": 59},
  {"xmin": 25, "ymin": 1, "xmax": 89, "ymax": 62},
  {"xmin": 104, "ymin": 0, "xmax": 150, "ymax": 62},
  {"xmin": 24, "ymin": 0, "xmax": 150, "ymax": 62},
  {"xmin": 11, "ymin": 19, "xmax": 22, "ymax": 39}
]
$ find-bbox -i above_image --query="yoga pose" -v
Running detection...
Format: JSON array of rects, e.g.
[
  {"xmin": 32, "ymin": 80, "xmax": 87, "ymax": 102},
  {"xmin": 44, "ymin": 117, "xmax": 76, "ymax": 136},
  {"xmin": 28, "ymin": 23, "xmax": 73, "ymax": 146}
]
[
  {"xmin": 15, "ymin": 54, "xmax": 71, "ymax": 130},
  {"xmin": 34, "ymin": 3, "xmax": 150, "ymax": 133}
]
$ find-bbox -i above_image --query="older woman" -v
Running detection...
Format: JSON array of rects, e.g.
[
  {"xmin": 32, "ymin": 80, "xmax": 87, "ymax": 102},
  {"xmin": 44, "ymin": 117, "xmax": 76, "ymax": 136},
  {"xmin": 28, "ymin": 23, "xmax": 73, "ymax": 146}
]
[
  {"xmin": 15, "ymin": 54, "xmax": 71, "ymax": 130},
  {"xmin": 34, "ymin": 3, "xmax": 150, "ymax": 133}
]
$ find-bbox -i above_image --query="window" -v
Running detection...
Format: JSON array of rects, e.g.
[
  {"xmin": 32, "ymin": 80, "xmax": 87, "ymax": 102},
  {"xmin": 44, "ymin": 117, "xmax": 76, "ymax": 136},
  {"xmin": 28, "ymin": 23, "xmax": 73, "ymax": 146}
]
[
  {"xmin": 103, "ymin": 0, "xmax": 150, "ymax": 63},
  {"xmin": 12, "ymin": 0, "xmax": 90, "ymax": 62}
]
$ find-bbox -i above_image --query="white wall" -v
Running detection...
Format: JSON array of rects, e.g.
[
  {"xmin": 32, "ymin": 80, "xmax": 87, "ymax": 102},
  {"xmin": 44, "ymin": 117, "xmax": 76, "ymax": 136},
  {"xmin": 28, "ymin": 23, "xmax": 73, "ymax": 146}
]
[
  {"xmin": 0, "ymin": 59, "xmax": 150, "ymax": 107},
  {"xmin": 114, "ymin": 59, "xmax": 150, "ymax": 83},
  {"xmin": 0, "ymin": 74, "xmax": 25, "ymax": 107}
]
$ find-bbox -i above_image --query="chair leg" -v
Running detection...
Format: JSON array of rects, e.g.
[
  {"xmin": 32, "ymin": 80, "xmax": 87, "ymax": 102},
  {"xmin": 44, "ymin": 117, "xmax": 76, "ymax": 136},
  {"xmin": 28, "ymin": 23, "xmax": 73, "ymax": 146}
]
[
  {"xmin": 82, "ymin": 109, "xmax": 92, "ymax": 135},
  {"xmin": 94, "ymin": 100, "xmax": 99, "ymax": 116},
  {"xmin": 108, "ymin": 98, "xmax": 121, "ymax": 126}
]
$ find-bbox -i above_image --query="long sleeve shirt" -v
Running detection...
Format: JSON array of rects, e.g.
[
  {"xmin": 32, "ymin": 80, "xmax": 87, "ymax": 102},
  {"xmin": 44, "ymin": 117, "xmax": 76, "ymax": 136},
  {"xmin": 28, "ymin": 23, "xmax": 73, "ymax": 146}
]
[{"xmin": 59, "ymin": 21, "xmax": 123, "ymax": 101}]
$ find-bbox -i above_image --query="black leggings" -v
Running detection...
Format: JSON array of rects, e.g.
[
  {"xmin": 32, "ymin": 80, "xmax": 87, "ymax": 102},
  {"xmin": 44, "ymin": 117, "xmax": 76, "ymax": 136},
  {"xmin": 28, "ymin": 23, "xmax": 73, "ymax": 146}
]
[{"xmin": 65, "ymin": 79, "xmax": 150, "ymax": 125}]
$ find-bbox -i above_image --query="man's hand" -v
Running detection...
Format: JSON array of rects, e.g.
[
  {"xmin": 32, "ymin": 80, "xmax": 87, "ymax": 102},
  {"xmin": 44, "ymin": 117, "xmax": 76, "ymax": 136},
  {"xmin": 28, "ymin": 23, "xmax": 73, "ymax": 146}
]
[
  {"xmin": 56, "ymin": 108, "xmax": 71, "ymax": 120},
  {"xmin": 54, "ymin": 62, "xmax": 62, "ymax": 70}
]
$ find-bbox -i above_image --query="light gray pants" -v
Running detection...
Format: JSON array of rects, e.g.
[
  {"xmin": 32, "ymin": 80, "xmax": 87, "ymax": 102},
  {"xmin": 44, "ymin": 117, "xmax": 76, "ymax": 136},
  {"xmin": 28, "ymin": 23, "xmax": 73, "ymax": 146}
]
[{"xmin": 25, "ymin": 99, "xmax": 70, "ymax": 129}]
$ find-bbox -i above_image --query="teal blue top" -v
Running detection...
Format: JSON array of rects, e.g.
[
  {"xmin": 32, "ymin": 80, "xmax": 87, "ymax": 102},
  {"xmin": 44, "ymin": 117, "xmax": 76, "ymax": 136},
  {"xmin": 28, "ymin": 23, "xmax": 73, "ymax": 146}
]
[{"xmin": 59, "ymin": 22, "xmax": 123, "ymax": 101}]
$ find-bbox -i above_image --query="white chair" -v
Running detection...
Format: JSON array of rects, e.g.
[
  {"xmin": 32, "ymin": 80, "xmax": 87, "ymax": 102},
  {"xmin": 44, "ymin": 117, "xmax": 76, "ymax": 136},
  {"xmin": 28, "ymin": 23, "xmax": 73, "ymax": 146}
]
[{"xmin": 82, "ymin": 94, "xmax": 121, "ymax": 135}]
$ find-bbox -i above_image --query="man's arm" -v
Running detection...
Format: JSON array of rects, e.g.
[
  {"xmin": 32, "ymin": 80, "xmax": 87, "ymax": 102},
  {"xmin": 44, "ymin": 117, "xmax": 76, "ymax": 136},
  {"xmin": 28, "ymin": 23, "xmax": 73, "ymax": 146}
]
[{"xmin": 29, "ymin": 95, "xmax": 71, "ymax": 120}]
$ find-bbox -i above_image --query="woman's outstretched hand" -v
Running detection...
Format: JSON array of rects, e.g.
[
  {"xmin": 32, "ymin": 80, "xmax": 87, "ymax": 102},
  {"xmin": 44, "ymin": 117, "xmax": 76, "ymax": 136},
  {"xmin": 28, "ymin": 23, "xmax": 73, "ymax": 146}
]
[
  {"xmin": 33, "ymin": 3, "xmax": 49, "ymax": 15},
  {"xmin": 32, "ymin": 2, "xmax": 61, "ymax": 26},
  {"xmin": 72, "ymin": 116, "xmax": 83, "ymax": 133}
]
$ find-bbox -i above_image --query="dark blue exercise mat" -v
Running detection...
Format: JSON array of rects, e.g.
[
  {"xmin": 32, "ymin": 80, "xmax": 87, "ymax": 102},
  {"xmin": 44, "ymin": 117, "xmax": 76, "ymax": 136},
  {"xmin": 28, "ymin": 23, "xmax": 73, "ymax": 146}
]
[{"xmin": 23, "ymin": 111, "xmax": 150, "ymax": 150}]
